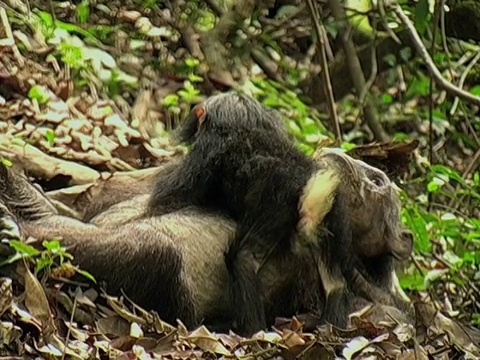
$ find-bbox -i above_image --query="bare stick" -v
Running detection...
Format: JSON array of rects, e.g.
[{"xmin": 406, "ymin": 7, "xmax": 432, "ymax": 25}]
[
  {"xmin": 306, "ymin": 0, "xmax": 342, "ymax": 140},
  {"xmin": 327, "ymin": 0, "xmax": 389, "ymax": 141},
  {"xmin": 392, "ymin": 2, "xmax": 480, "ymax": 107},
  {"xmin": 450, "ymin": 51, "xmax": 480, "ymax": 115}
]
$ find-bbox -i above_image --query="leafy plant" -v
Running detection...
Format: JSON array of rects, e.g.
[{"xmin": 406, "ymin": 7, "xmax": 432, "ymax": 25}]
[
  {"xmin": 400, "ymin": 163, "xmax": 480, "ymax": 298},
  {"xmin": 0, "ymin": 239, "xmax": 95, "ymax": 283}
]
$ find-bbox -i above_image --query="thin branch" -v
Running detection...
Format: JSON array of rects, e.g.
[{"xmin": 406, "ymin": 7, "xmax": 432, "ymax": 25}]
[
  {"xmin": 427, "ymin": 0, "xmax": 441, "ymax": 211},
  {"xmin": 378, "ymin": 0, "xmax": 401, "ymax": 44},
  {"xmin": 392, "ymin": 2, "xmax": 480, "ymax": 107},
  {"xmin": 463, "ymin": 149, "xmax": 480, "ymax": 179},
  {"xmin": 327, "ymin": 0, "xmax": 389, "ymax": 142},
  {"xmin": 450, "ymin": 50, "xmax": 480, "ymax": 115},
  {"xmin": 439, "ymin": 0, "xmax": 450, "ymax": 58},
  {"xmin": 306, "ymin": 0, "xmax": 342, "ymax": 141},
  {"xmin": 358, "ymin": 31, "xmax": 378, "ymax": 106}
]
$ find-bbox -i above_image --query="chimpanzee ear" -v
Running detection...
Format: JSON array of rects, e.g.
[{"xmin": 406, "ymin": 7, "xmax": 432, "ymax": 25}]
[
  {"xmin": 175, "ymin": 105, "xmax": 207, "ymax": 145},
  {"xmin": 298, "ymin": 168, "xmax": 340, "ymax": 239},
  {"xmin": 195, "ymin": 106, "xmax": 207, "ymax": 128}
]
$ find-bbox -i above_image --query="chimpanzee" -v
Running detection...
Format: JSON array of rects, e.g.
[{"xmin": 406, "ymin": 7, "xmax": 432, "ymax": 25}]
[
  {"xmin": 0, "ymin": 150, "xmax": 413, "ymax": 333},
  {"xmin": 145, "ymin": 92, "xmax": 413, "ymax": 334}
]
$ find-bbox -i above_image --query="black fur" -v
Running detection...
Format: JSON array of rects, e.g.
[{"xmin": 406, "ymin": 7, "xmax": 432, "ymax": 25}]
[
  {"xmin": 147, "ymin": 92, "xmax": 366, "ymax": 334},
  {"xmin": 71, "ymin": 239, "xmax": 197, "ymax": 327},
  {"xmin": 0, "ymin": 156, "xmax": 413, "ymax": 333}
]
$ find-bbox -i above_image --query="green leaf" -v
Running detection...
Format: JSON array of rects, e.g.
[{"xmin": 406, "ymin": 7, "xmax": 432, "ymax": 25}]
[
  {"xmin": 75, "ymin": 268, "xmax": 97, "ymax": 283},
  {"xmin": 0, "ymin": 252, "xmax": 28, "ymax": 267},
  {"xmin": 36, "ymin": 11, "xmax": 55, "ymax": 27},
  {"xmin": 77, "ymin": 1, "xmax": 90, "ymax": 24},
  {"xmin": 383, "ymin": 54, "xmax": 397, "ymax": 67},
  {"xmin": 393, "ymin": 132, "xmax": 410, "ymax": 142},
  {"xmin": 0, "ymin": 158, "xmax": 12, "ymax": 167},
  {"xmin": 465, "ymin": 232, "xmax": 480, "ymax": 242},
  {"xmin": 462, "ymin": 252, "xmax": 477, "ymax": 265},
  {"xmin": 427, "ymin": 175, "xmax": 447, "ymax": 193},
  {"xmin": 42, "ymin": 239, "xmax": 62, "ymax": 252},
  {"xmin": 36, "ymin": 256, "xmax": 53, "ymax": 273},
  {"xmin": 28, "ymin": 85, "xmax": 51, "ymax": 104},
  {"xmin": 431, "ymin": 165, "xmax": 463, "ymax": 183},
  {"xmin": 381, "ymin": 94, "xmax": 393, "ymax": 104},
  {"xmin": 414, "ymin": 0, "xmax": 430, "ymax": 35},
  {"xmin": 274, "ymin": 5, "xmax": 298, "ymax": 19},
  {"xmin": 406, "ymin": 75, "xmax": 431, "ymax": 98},
  {"xmin": 470, "ymin": 85, "xmax": 480, "ymax": 96},
  {"xmin": 403, "ymin": 207, "xmax": 431, "ymax": 253},
  {"xmin": 345, "ymin": 0, "xmax": 374, "ymax": 35},
  {"xmin": 188, "ymin": 74, "xmax": 204, "ymax": 83},
  {"xmin": 45, "ymin": 130, "xmax": 55, "ymax": 147},
  {"xmin": 163, "ymin": 94, "xmax": 179, "ymax": 108},
  {"xmin": 341, "ymin": 142, "xmax": 357, "ymax": 151},
  {"xmin": 399, "ymin": 47, "xmax": 413, "ymax": 62},
  {"xmin": 185, "ymin": 58, "xmax": 200, "ymax": 68},
  {"xmin": 399, "ymin": 271, "xmax": 426, "ymax": 291},
  {"xmin": 9, "ymin": 240, "xmax": 41, "ymax": 257},
  {"xmin": 287, "ymin": 120, "xmax": 302, "ymax": 137}
]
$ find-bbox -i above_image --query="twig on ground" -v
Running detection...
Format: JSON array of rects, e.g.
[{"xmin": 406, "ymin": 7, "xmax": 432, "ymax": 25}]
[
  {"xmin": 462, "ymin": 149, "xmax": 480, "ymax": 179},
  {"xmin": 439, "ymin": 0, "xmax": 450, "ymax": 58},
  {"xmin": 0, "ymin": 135, "xmax": 100, "ymax": 185},
  {"xmin": 0, "ymin": 7, "xmax": 24, "ymax": 67}
]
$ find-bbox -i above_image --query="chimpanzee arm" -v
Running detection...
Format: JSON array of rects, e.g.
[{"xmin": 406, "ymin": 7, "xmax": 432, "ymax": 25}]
[
  {"xmin": 225, "ymin": 157, "xmax": 302, "ymax": 335},
  {"xmin": 0, "ymin": 164, "xmax": 57, "ymax": 220},
  {"xmin": 225, "ymin": 233, "xmax": 267, "ymax": 335},
  {"xmin": 315, "ymin": 194, "xmax": 357, "ymax": 328}
]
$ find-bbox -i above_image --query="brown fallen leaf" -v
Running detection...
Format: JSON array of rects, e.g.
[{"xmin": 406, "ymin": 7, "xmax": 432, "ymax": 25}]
[
  {"xmin": 342, "ymin": 336, "xmax": 370, "ymax": 360},
  {"xmin": 282, "ymin": 329, "xmax": 306, "ymax": 348},
  {"xmin": 96, "ymin": 314, "xmax": 131, "ymax": 338},
  {"xmin": 183, "ymin": 325, "xmax": 231, "ymax": 356},
  {"xmin": 20, "ymin": 261, "xmax": 56, "ymax": 341}
]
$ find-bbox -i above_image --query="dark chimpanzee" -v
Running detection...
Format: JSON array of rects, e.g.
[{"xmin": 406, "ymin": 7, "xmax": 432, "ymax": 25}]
[
  {"xmin": 146, "ymin": 91, "xmax": 413, "ymax": 335},
  {"xmin": 0, "ymin": 149, "xmax": 413, "ymax": 334}
]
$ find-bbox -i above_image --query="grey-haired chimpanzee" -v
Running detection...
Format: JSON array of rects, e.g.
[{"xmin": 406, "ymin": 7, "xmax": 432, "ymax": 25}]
[
  {"xmin": 145, "ymin": 92, "xmax": 413, "ymax": 335},
  {"xmin": 0, "ymin": 151, "xmax": 413, "ymax": 333}
]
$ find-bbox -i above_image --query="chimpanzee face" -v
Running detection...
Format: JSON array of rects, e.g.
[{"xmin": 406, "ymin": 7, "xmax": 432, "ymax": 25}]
[{"xmin": 316, "ymin": 148, "xmax": 413, "ymax": 260}]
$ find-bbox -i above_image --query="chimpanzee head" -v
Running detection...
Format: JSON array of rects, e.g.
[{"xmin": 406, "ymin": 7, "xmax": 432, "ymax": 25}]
[
  {"xmin": 301, "ymin": 147, "xmax": 413, "ymax": 261},
  {"xmin": 175, "ymin": 91, "xmax": 290, "ymax": 145}
]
